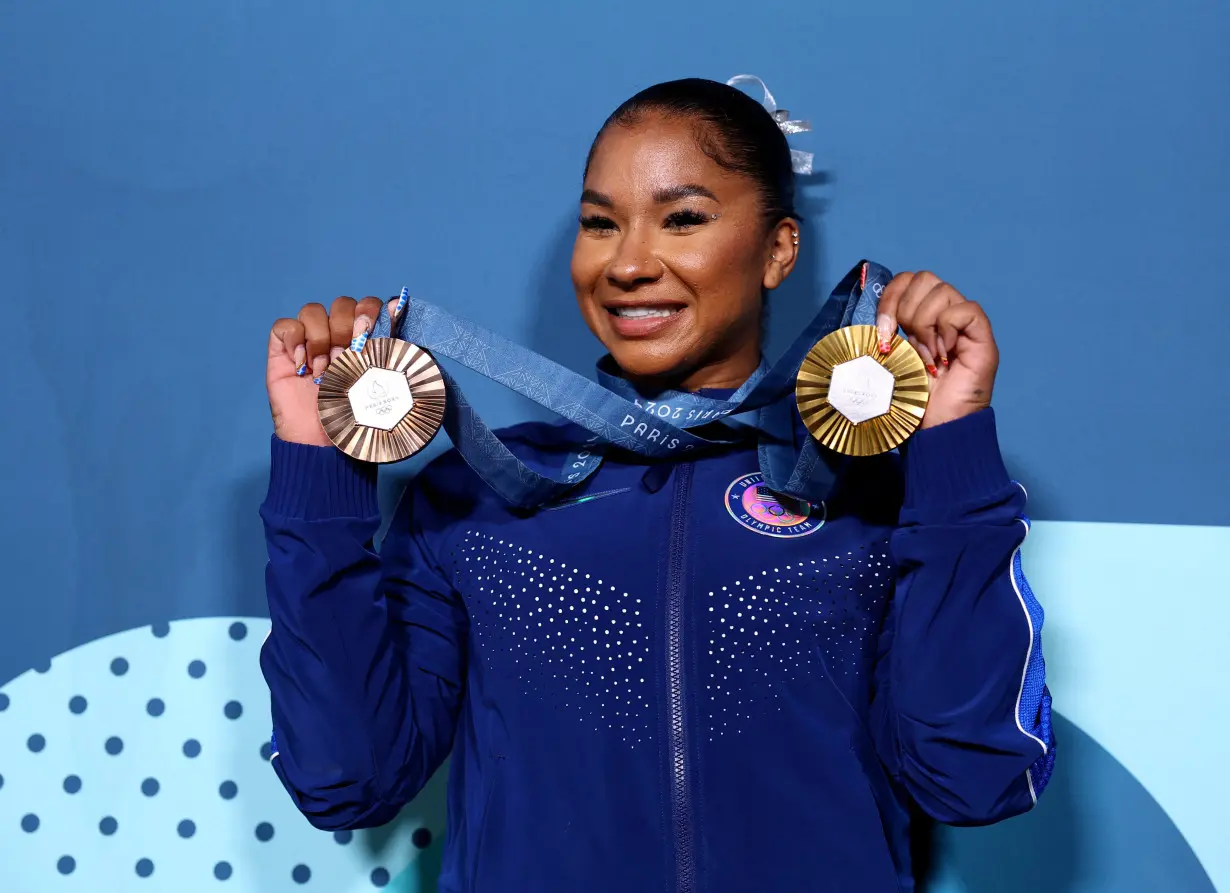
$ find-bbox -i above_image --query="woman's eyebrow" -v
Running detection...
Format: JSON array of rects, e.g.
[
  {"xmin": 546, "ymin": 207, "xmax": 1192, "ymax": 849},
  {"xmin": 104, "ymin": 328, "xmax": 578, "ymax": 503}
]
[{"xmin": 579, "ymin": 184, "xmax": 719, "ymax": 208}]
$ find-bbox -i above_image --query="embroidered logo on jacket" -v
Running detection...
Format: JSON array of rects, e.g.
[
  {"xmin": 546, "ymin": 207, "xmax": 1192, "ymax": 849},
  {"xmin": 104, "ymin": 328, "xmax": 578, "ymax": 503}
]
[{"xmin": 724, "ymin": 473, "xmax": 825, "ymax": 538}]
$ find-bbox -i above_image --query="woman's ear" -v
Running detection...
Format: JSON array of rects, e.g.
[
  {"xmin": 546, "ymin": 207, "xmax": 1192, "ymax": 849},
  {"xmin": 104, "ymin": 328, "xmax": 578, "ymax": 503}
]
[{"xmin": 763, "ymin": 220, "xmax": 800, "ymax": 290}]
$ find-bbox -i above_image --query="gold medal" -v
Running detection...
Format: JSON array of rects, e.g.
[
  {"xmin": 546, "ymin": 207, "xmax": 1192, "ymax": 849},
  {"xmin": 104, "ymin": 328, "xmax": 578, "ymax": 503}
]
[
  {"xmin": 795, "ymin": 325, "xmax": 930, "ymax": 456},
  {"xmin": 317, "ymin": 337, "xmax": 446, "ymax": 464}
]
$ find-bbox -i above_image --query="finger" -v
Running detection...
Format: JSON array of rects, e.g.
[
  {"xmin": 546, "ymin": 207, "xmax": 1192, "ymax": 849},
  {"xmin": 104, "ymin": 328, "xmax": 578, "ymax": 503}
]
[
  {"xmin": 913, "ymin": 282, "xmax": 964, "ymax": 368},
  {"xmin": 876, "ymin": 272, "xmax": 914, "ymax": 354},
  {"xmin": 297, "ymin": 303, "xmax": 331, "ymax": 380},
  {"xmin": 936, "ymin": 300, "xmax": 993, "ymax": 354},
  {"xmin": 353, "ymin": 296, "xmax": 384, "ymax": 348},
  {"xmin": 270, "ymin": 318, "xmax": 308, "ymax": 376},
  {"xmin": 894, "ymin": 270, "xmax": 942, "ymax": 332},
  {"xmin": 329, "ymin": 296, "xmax": 357, "ymax": 350},
  {"xmin": 909, "ymin": 335, "xmax": 939, "ymax": 378}
]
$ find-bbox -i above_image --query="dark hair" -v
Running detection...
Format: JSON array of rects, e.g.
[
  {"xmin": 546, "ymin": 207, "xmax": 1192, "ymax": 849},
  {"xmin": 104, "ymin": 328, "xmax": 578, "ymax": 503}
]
[{"xmin": 584, "ymin": 77, "xmax": 799, "ymax": 227}]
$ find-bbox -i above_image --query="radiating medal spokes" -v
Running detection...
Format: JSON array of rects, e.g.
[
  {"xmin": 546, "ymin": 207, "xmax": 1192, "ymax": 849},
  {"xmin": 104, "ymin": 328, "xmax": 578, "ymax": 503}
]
[{"xmin": 795, "ymin": 324, "xmax": 930, "ymax": 456}]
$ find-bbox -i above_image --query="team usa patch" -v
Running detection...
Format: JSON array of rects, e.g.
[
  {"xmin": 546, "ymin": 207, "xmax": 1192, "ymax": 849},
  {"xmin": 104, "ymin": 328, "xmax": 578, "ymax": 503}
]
[{"xmin": 724, "ymin": 473, "xmax": 825, "ymax": 538}]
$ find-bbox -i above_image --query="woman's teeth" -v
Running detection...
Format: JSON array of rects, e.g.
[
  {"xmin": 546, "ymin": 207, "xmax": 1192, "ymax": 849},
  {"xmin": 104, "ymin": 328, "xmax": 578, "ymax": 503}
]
[{"xmin": 611, "ymin": 306, "xmax": 678, "ymax": 318}]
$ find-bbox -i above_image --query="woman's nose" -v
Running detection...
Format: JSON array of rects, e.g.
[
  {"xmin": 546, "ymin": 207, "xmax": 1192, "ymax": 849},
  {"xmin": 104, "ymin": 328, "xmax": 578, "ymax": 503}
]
[{"xmin": 605, "ymin": 229, "xmax": 663, "ymax": 288}]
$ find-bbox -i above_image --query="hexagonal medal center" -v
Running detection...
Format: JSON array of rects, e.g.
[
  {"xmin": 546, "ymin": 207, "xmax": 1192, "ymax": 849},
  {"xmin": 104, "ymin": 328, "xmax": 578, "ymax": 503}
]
[
  {"xmin": 348, "ymin": 367, "xmax": 413, "ymax": 431},
  {"xmin": 828, "ymin": 355, "xmax": 894, "ymax": 424}
]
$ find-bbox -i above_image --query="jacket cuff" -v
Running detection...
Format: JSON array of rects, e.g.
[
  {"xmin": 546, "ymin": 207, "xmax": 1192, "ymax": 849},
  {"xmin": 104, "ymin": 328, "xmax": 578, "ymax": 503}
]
[
  {"xmin": 902, "ymin": 408, "xmax": 1011, "ymax": 511},
  {"xmin": 263, "ymin": 435, "xmax": 380, "ymax": 520}
]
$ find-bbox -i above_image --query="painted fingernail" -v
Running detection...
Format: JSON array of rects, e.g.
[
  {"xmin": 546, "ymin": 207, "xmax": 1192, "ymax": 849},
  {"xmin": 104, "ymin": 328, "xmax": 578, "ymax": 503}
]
[
  {"xmin": 926, "ymin": 364, "xmax": 939, "ymax": 377},
  {"xmin": 349, "ymin": 315, "xmax": 372, "ymax": 352},
  {"xmin": 311, "ymin": 376, "xmax": 323, "ymax": 386},
  {"xmin": 293, "ymin": 345, "xmax": 307, "ymax": 376},
  {"xmin": 391, "ymin": 287, "xmax": 410, "ymax": 322},
  {"xmin": 876, "ymin": 314, "xmax": 894, "ymax": 354},
  {"xmin": 940, "ymin": 356, "xmax": 949, "ymax": 367},
  {"xmin": 311, "ymin": 356, "xmax": 328, "ymax": 380}
]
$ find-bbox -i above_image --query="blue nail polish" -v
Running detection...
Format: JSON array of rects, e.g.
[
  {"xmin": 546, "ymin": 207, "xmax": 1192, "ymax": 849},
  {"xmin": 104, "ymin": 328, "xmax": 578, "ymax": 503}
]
[
  {"xmin": 295, "ymin": 364, "xmax": 308, "ymax": 377},
  {"xmin": 312, "ymin": 376, "xmax": 323, "ymax": 386}
]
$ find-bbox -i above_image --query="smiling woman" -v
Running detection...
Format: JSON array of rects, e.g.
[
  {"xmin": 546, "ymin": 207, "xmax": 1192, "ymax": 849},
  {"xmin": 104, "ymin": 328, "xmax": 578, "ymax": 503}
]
[
  {"xmin": 258, "ymin": 76, "xmax": 1055, "ymax": 893},
  {"xmin": 572, "ymin": 79, "xmax": 800, "ymax": 391}
]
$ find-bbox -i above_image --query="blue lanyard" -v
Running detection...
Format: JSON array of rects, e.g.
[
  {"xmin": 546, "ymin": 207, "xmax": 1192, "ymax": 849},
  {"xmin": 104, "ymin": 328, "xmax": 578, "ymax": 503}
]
[{"xmin": 369, "ymin": 260, "xmax": 890, "ymax": 509}]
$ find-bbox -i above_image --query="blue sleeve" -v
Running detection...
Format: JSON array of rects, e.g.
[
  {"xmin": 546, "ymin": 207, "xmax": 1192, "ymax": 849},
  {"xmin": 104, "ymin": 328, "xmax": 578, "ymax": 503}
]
[
  {"xmin": 258, "ymin": 436, "xmax": 467, "ymax": 830},
  {"xmin": 871, "ymin": 408, "xmax": 1055, "ymax": 826}
]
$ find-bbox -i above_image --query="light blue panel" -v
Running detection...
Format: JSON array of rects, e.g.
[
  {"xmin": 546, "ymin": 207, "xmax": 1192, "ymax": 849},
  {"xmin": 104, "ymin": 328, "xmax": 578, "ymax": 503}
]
[
  {"xmin": 922, "ymin": 520, "xmax": 1228, "ymax": 892},
  {"xmin": 1014, "ymin": 520, "xmax": 1229, "ymax": 889},
  {"xmin": 0, "ymin": 619, "xmax": 445, "ymax": 891}
]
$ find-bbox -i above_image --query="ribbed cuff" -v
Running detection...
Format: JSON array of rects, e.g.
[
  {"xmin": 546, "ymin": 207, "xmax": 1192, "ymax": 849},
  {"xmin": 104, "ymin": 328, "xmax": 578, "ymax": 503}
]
[
  {"xmin": 902, "ymin": 408, "xmax": 1011, "ymax": 512},
  {"xmin": 263, "ymin": 435, "xmax": 380, "ymax": 520}
]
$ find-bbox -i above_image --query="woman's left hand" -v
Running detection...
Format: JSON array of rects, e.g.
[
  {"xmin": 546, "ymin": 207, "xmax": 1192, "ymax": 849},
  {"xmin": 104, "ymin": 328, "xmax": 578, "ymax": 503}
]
[{"xmin": 875, "ymin": 271, "xmax": 999, "ymax": 429}]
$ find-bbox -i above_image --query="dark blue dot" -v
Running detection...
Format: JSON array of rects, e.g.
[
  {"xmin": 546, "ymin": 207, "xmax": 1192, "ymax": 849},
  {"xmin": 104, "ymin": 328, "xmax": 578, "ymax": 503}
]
[
  {"xmin": 135, "ymin": 858, "xmax": 154, "ymax": 878},
  {"xmin": 229, "ymin": 622, "xmax": 248, "ymax": 641},
  {"xmin": 412, "ymin": 827, "xmax": 432, "ymax": 849},
  {"xmin": 214, "ymin": 861, "xmax": 233, "ymax": 880},
  {"xmin": 21, "ymin": 813, "xmax": 40, "ymax": 832},
  {"xmin": 63, "ymin": 775, "xmax": 82, "ymax": 794},
  {"xmin": 57, "ymin": 856, "xmax": 76, "ymax": 875},
  {"xmin": 69, "ymin": 696, "xmax": 88, "ymax": 714},
  {"xmin": 292, "ymin": 864, "xmax": 311, "ymax": 884},
  {"xmin": 146, "ymin": 698, "xmax": 165, "ymax": 717},
  {"xmin": 183, "ymin": 739, "xmax": 201, "ymax": 758},
  {"xmin": 34, "ymin": 658, "xmax": 51, "ymax": 673},
  {"xmin": 28, "ymin": 734, "xmax": 45, "ymax": 753},
  {"xmin": 151, "ymin": 621, "xmax": 170, "ymax": 638},
  {"xmin": 259, "ymin": 741, "xmax": 273, "ymax": 761},
  {"xmin": 187, "ymin": 660, "xmax": 206, "ymax": 679},
  {"xmin": 105, "ymin": 736, "xmax": 124, "ymax": 755},
  {"xmin": 99, "ymin": 817, "xmax": 118, "ymax": 835},
  {"xmin": 224, "ymin": 700, "xmax": 243, "ymax": 720},
  {"xmin": 254, "ymin": 822, "xmax": 274, "ymax": 842},
  {"xmin": 371, "ymin": 867, "xmax": 390, "ymax": 887},
  {"xmin": 0, "ymin": 773, "xmax": 4, "ymax": 790},
  {"xmin": 141, "ymin": 778, "xmax": 160, "ymax": 796},
  {"xmin": 219, "ymin": 781, "xmax": 237, "ymax": 800},
  {"xmin": 111, "ymin": 657, "xmax": 129, "ymax": 676},
  {"xmin": 333, "ymin": 830, "xmax": 353, "ymax": 845},
  {"xmin": 177, "ymin": 819, "xmax": 195, "ymax": 838},
  {"xmin": 0, "ymin": 692, "xmax": 9, "ymax": 711}
]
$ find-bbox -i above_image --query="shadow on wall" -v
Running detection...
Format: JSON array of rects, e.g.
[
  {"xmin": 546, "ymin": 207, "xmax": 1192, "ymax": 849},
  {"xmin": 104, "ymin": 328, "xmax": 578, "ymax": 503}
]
[
  {"xmin": 915, "ymin": 712, "xmax": 1216, "ymax": 893},
  {"xmin": 524, "ymin": 186, "xmax": 832, "ymax": 389}
]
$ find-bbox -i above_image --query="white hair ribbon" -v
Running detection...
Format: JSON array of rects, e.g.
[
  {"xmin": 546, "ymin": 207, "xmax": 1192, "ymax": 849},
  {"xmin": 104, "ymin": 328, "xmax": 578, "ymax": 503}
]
[{"xmin": 726, "ymin": 74, "xmax": 814, "ymax": 175}]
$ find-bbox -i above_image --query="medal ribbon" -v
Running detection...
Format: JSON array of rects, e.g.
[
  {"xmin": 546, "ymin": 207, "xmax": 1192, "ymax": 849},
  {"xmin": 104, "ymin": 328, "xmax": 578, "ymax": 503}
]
[{"xmin": 368, "ymin": 260, "xmax": 891, "ymax": 509}]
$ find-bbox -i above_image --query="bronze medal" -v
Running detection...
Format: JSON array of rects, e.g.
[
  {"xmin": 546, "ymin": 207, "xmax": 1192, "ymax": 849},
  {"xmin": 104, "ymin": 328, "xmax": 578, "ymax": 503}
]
[{"xmin": 317, "ymin": 337, "xmax": 446, "ymax": 464}]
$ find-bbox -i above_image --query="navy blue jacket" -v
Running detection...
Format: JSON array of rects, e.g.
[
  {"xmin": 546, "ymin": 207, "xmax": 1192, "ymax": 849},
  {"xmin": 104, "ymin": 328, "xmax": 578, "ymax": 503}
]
[{"xmin": 259, "ymin": 406, "xmax": 1054, "ymax": 892}]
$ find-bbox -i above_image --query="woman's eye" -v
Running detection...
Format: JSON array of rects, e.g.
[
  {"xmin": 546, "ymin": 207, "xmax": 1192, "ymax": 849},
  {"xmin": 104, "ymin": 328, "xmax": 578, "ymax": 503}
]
[
  {"xmin": 664, "ymin": 209, "xmax": 711, "ymax": 230},
  {"xmin": 579, "ymin": 214, "xmax": 617, "ymax": 233}
]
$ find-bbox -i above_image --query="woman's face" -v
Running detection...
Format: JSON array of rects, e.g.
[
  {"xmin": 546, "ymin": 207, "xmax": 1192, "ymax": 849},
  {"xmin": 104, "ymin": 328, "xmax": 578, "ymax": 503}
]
[{"xmin": 571, "ymin": 113, "xmax": 798, "ymax": 391}]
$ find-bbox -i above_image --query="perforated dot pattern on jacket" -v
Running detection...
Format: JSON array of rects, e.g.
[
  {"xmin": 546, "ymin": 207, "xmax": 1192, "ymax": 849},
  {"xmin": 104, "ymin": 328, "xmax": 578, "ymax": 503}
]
[
  {"xmin": 704, "ymin": 542, "xmax": 894, "ymax": 738},
  {"xmin": 0, "ymin": 618, "xmax": 442, "ymax": 892},
  {"xmin": 457, "ymin": 532, "xmax": 654, "ymax": 744}
]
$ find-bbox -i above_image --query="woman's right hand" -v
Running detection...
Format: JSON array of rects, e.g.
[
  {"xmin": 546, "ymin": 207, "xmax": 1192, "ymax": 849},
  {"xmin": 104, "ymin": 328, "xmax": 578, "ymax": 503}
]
[{"xmin": 266, "ymin": 295, "xmax": 389, "ymax": 446}]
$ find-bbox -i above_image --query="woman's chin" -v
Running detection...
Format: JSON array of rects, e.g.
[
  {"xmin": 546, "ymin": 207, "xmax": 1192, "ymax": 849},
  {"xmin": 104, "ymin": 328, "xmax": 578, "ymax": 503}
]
[{"xmin": 604, "ymin": 346, "xmax": 692, "ymax": 389}]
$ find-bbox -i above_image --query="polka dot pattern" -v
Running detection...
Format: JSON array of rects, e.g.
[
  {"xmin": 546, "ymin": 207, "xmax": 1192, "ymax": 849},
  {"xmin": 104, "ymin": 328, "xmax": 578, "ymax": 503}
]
[
  {"xmin": 457, "ymin": 531, "xmax": 654, "ymax": 744},
  {"xmin": 0, "ymin": 618, "xmax": 442, "ymax": 890}
]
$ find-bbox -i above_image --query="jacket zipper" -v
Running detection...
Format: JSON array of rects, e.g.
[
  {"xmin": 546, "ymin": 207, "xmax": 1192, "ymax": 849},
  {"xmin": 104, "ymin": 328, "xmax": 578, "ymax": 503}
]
[{"xmin": 666, "ymin": 462, "xmax": 695, "ymax": 893}]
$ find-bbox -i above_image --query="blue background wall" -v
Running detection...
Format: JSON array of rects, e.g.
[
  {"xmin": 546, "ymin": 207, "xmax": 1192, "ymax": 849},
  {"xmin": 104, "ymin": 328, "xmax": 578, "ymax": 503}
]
[{"xmin": 2, "ymin": 1, "xmax": 1227, "ymax": 890}]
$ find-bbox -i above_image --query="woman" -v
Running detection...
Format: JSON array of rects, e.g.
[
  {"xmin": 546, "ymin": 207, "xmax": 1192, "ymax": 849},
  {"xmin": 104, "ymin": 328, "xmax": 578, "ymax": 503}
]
[{"xmin": 260, "ymin": 77, "xmax": 1054, "ymax": 892}]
